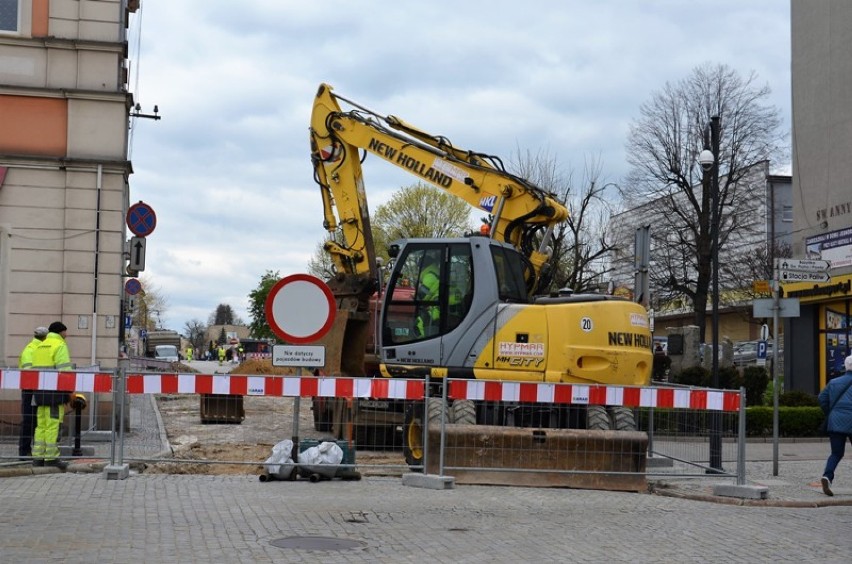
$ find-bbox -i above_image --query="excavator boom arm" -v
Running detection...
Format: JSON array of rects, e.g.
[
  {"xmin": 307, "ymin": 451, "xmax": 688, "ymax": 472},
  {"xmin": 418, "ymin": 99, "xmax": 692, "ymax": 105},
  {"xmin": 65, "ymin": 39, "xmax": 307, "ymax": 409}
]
[{"xmin": 310, "ymin": 83, "xmax": 568, "ymax": 291}]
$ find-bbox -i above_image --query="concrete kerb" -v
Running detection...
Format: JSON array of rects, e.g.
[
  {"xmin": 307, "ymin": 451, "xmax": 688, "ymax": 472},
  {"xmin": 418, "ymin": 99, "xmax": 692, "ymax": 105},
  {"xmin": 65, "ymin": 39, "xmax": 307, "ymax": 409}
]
[
  {"xmin": 0, "ymin": 459, "xmax": 145, "ymax": 479},
  {"xmin": 712, "ymin": 483, "xmax": 768, "ymax": 500},
  {"xmin": 401, "ymin": 472, "xmax": 455, "ymax": 490},
  {"xmin": 650, "ymin": 482, "xmax": 852, "ymax": 508}
]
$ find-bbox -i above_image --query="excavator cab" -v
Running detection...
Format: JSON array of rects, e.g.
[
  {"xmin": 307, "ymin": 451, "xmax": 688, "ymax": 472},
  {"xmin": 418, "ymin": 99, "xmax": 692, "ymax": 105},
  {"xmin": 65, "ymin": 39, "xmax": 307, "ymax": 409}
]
[
  {"xmin": 379, "ymin": 237, "xmax": 528, "ymax": 373},
  {"xmin": 381, "ymin": 242, "xmax": 474, "ymax": 346}
]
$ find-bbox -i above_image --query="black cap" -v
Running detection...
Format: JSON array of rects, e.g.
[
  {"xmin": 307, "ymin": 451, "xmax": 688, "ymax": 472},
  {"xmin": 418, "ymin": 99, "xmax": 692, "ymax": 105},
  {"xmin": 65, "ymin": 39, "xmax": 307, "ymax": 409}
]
[{"xmin": 48, "ymin": 321, "xmax": 67, "ymax": 334}]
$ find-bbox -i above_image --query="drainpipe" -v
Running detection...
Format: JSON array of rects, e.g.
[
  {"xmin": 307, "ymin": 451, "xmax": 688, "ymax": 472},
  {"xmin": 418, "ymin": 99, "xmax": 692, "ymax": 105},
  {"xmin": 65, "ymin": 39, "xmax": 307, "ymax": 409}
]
[{"xmin": 91, "ymin": 164, "xmax": 102, "ymax": 365}]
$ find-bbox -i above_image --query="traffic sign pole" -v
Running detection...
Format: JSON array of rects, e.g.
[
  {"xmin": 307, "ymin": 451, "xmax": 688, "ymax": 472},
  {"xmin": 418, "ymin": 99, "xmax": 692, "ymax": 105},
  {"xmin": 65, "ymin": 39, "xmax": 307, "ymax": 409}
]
[{"xmin": 772, "ymin": 277, "xmax": 780, "ymax": 477}]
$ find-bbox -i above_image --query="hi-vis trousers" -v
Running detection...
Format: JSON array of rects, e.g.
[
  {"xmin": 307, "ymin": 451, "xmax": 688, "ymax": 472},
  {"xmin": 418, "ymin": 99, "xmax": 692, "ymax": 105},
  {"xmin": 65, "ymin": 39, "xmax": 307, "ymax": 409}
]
[{"xmin": 32, "ymin": 404, "xmax": 64, "ymax": 462}]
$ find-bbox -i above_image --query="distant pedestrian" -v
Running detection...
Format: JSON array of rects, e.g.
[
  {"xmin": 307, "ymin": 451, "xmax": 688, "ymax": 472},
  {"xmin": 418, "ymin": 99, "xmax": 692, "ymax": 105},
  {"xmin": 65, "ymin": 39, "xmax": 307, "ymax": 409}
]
[
  {"xmin": 18, "ymin": 326, "xmax": 49, "ymax": 459},
  {"xmin": 818, "ymin": 353, "xmax": 852, "ymax": 496},
  {"xmin": 218, "ymin": 345, "xmax": 226, "ymax": 366},
  {"xmin": 186, "ymin": 346, "xmax": 193, "ymax": 362}
]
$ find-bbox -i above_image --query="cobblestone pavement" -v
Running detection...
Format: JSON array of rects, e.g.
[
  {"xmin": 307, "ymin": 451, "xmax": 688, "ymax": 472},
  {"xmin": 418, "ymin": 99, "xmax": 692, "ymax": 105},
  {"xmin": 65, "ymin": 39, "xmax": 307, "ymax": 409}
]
[
  {"xmin": 1, "ymin": 471, "xmax": 851, "ymax": 563},
  {"xmin": 3, "ymin": 365, "xmax": 852, "ymax": 561}
]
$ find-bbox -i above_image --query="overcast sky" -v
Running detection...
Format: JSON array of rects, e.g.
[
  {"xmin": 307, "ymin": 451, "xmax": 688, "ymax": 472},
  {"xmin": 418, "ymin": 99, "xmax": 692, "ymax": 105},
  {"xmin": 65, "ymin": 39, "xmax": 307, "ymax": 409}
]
[{"xmin": 126, "ymin": 0, "xmax": 791, "ymax": 334}]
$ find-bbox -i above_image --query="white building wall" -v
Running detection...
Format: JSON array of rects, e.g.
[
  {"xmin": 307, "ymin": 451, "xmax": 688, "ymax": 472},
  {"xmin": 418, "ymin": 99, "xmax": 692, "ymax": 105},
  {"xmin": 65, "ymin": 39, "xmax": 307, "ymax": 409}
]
[{"xmin": 791, "ymin": 0, "xmax": 852, "ymax": 274}]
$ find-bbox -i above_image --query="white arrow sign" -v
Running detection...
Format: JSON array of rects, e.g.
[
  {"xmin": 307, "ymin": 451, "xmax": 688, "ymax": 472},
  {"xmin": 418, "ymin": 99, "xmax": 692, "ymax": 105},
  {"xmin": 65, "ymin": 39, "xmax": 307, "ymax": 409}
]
[
  {"xmin": 779, "ymin": 270, "xmax": 830, "ymax": 283},
  {"xmin": 774, "ymin": 258, "xmax": 830, "ymax": 272},
  {"xmin": 129, "ymin": 236, "xmax": 146, "ymax": 271}
]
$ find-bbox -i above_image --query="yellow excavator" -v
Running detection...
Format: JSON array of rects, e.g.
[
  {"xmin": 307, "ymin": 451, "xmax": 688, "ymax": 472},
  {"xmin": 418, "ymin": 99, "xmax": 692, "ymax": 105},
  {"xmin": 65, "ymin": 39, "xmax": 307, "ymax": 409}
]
[{"xmin": 309, "ymin": 84, "xmax": 651, "ymax": 465}]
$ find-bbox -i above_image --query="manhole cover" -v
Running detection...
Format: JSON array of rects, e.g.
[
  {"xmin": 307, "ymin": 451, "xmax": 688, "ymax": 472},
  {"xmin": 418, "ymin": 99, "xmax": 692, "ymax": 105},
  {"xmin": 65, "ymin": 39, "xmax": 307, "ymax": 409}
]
[{"xmin": 269, "ymin": 536, "xmax": 365, "ymax": 551}]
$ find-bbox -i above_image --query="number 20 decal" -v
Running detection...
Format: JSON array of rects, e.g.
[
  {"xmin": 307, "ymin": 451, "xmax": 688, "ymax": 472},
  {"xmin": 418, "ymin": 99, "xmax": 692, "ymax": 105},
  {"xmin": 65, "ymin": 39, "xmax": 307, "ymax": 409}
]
[{"xmin": 581, "ymin": 317, "xmax": 593, "ymax": 332}]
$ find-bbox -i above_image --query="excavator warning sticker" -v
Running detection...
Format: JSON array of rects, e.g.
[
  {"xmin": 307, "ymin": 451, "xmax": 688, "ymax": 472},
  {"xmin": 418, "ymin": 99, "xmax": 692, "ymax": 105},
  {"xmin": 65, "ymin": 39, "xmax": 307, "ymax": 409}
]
[
  {"xmin": 498, "ymin": 342, "xmax": 545, "ymax": 356},
  {"xmin": 630, "ymin": 313, "xmax": 649, "ymax": 327},
  {"xmin": 431, "ymin": 158, "xmax": 469, "ymax": 183}
]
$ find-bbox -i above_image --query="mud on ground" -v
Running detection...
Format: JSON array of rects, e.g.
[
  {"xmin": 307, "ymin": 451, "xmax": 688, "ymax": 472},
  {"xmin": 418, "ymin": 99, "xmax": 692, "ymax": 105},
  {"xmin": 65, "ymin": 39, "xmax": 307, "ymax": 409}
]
[{"xmin": 144, "ymin": 359, "xmax": 405, "ymax": 476}]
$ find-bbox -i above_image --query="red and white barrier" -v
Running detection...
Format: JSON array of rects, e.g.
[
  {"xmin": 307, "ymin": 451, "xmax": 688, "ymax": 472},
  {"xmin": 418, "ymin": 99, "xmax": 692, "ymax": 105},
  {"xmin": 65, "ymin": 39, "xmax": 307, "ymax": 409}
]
[
  {"xmin": 123, "ymin": 373, "xmax": 425, "ymax": 400},
  {"xmin": 448, "ymin": 380, "xmax": 740, "ymax": 412},
  {"xmin": 0, "ymin": 369, "xmax": 113, "ymax": 393},
  {"xmin": 0, "ymin": 369, "xmax": 739, "ymax": 411}
]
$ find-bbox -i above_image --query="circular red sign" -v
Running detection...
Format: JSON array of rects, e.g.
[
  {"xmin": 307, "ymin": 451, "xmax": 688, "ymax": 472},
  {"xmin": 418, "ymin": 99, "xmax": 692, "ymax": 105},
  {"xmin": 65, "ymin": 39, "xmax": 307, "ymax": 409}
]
[{"xmin": 265, "ymin": 274, "xmax": 336, "ymax": 344}]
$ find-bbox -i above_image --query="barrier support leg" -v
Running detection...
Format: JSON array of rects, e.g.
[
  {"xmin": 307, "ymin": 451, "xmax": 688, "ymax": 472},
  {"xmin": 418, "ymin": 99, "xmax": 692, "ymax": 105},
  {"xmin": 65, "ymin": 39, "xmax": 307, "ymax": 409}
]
[
  {"xmin": 712, "ymin": 387, "xmax": 766, "ymax": 499},
  {"xmin": 646, "ymin": 406, "xmax": 673, "ymax": 468},
  {"xmin": 103, "ymin": 361, "xmax": 129, "ymax": 480}
]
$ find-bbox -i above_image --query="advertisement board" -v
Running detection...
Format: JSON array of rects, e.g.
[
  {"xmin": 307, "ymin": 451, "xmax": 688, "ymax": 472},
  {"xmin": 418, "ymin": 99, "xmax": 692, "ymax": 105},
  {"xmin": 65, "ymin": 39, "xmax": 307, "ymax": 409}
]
[{"xmin": 806, "ymin": 226, "xmax": 852, "ymax": 269}]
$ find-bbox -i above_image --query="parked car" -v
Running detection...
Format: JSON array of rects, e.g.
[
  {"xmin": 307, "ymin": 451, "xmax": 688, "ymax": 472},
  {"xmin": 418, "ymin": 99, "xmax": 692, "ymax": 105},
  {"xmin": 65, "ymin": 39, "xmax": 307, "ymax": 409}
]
[{"xmin": 733, "ymin": 341, "xmax": 779, "ymax": 366}]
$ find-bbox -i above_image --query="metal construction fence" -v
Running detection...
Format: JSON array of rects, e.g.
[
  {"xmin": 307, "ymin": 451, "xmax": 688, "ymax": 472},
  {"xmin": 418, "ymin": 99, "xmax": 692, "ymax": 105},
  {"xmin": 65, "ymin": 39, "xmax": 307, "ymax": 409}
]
[{"xmin": 0, "ymin": 366, "xmax": 746, "ymax": 487}]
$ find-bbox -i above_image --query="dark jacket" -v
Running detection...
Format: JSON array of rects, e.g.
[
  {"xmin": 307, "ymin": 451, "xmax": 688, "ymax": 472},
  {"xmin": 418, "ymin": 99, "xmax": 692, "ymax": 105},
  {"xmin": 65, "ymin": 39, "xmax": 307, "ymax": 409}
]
[{"xmin": 818, "ymin": 371, "xmax": 852, "ymax": 434}]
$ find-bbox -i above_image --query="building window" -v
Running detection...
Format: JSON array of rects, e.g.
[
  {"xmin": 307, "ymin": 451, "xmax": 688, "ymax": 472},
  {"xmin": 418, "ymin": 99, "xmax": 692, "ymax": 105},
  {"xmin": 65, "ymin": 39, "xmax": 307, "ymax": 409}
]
[
  {"xmin": 782, "ymin": 205, "xmax": 793, "ymax": 222},
  {"xmin": 0, "ymin": 0, "xmax": 19, "ymax": 33}
]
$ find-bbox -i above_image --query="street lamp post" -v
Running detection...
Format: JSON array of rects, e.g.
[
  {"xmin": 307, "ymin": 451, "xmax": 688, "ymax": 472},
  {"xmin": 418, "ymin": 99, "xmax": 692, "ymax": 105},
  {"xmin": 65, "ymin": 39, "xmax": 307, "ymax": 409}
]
[{"xmin": 699, "ymin": 116, "xmax": 723, "ymax": 472}]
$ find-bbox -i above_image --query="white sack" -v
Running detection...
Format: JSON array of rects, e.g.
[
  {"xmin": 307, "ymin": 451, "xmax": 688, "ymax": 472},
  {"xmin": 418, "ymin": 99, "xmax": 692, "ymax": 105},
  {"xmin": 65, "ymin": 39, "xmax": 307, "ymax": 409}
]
[{"xmin": 263, "ymin": 439, "xmax": 294, "ymax": 479}]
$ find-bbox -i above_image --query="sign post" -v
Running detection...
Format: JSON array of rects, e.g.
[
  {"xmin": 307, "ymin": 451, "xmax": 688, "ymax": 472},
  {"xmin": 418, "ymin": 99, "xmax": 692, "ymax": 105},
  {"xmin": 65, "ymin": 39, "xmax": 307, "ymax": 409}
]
[
  {"xmin": 767, "ymin": 258, "xmax": 829, "ymax": 477},
  {"xmin": 265, "ymin": 274, "xmax": 336, "ymax": 464}
]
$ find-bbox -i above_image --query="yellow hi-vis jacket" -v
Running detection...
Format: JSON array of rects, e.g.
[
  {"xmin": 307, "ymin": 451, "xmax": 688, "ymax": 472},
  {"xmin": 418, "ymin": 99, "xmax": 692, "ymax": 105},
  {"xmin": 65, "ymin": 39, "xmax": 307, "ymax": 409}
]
[
  {"xmin": 31, "ymin": 332, "xmax": 72, "ymax": 370},
  {"xmin": 19, "ymin": 338, "xmax": 43, "ymax": 369},
  {"xmin": 30, "ymin": 332, "xmax": 73, "ymax": 407}
]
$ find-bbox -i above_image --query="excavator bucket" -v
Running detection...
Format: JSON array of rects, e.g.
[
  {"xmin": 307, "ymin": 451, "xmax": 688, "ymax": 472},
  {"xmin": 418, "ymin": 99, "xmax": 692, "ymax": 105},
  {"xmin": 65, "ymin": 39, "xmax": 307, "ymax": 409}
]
[{"xmin": 199, "ymin": 394, "xmax": 245, "ymax": 424}]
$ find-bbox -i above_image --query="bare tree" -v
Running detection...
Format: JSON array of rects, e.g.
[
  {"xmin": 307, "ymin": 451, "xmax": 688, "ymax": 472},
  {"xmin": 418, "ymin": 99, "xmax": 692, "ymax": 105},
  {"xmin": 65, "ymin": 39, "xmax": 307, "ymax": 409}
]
[
  {"xmin": 725, "ymin": 240, "xmax": 792, "ymax": 327},
  {"xmin": 512, "ymin": 149, "xmax": 618, "ymax": 294},
  {"xmin": 183, "ymin": 319, "xmax": 207, "ymax": 352},
  {"xmin": 307, "ymin": 241, "xmax": 336, "ymax": 280},
  {"xmin": 623, "ymin": 63, "xmax": 783, "ymax": 341},
  {"xmin": 725, "ymin": 240, "xmax": 793, "ymax": 299},
  {"xmin": 133, "ymin": 275, "xmax": 168, "ymax": 330}
]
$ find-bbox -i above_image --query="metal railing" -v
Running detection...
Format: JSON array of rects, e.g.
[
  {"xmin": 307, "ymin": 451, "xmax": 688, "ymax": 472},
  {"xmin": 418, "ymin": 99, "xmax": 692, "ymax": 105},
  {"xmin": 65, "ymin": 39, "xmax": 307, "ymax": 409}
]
[{"xmin": 0, "ymin": 366, "xmax": 746, "ymax": 487}]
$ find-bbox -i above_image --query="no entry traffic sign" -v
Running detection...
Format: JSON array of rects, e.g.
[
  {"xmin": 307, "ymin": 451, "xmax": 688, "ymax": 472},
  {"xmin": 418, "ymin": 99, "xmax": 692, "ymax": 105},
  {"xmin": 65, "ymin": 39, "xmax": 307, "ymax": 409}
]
[
  {"xmin": 126, "ymin": 201, "xmax": 157, "ymax": 237},
  {"xmin": 265, "ymin": 274, "xmax": 336, "ymax": 344}
]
